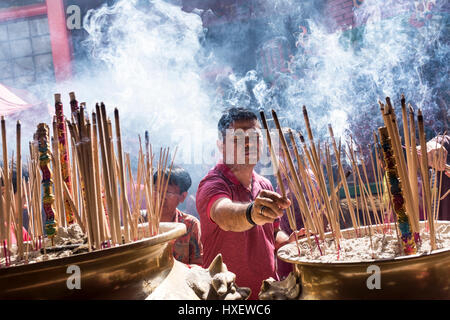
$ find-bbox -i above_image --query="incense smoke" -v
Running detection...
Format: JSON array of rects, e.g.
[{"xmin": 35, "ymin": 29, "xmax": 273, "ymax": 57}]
[
  {"xmin": 209, "ymin": 0, "xmax": 448, "ymax": 147},
  {"xmin": 80, "ymin": 0, "xmax": 216, "ymax": 154},
  {"xmin": 2, "ymin": 0, "xmax": 448, "ymax": 196}
]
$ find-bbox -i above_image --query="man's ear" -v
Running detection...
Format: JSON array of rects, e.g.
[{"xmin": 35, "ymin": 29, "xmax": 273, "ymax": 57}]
[
  {"xmin": 217, "ymin": 139, "xmax": 224, "ymax": 154},
  {"xmin": 179, "ymin": 191, "xmax": 188, "ymax": 203}
]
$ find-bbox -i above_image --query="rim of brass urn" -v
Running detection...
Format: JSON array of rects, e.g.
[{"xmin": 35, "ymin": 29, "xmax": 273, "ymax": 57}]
[
  {"xmin": 0, "ymin": 222, "xmax": 186, "ymax": 273},
  {"xmin": 0, "ymin": 222, "xmax": 186, "ymax": 299},
  {"xmin": 277, "ymin": 221, "xmax": 449, "ymax": 300},
  {"xmin": 278, "ymin": 220, "xmax": 450, "ymax": 266}
]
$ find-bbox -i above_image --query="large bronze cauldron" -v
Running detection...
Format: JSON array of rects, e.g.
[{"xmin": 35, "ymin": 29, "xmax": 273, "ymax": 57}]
[
  {"xmin": 0, "ymin": 222, "xmax": 186, "ymax": 299},
  {"xmin": 278, "ymin": 221, "xmax": 450, "ymax": 299}
]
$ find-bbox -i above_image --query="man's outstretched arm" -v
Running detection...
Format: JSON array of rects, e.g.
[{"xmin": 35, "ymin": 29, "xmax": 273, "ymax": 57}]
[{"xmin": 209, "ymin": 190, "xmax": 291, "ymax": 232}]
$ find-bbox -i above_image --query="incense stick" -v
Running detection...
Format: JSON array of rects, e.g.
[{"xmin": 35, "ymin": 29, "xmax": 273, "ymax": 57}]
[
  {"xmin": 302, "ymin": 107, "xmax": 341, "ymax": 242},
  {"xmin": 55, "ymin": 94, "xmax": 75, "ymax": 225},
  {"xmin": 16, "ymin": 121, "xmax": 24, "ymax": 258},
  {"xmin": 329, "ymin": 124, "xmax": 360, "ymax": 234},
  {"xmin": 36, "ymin": 123, "xmax": 58, "ymax": 244},
  {"xmin": 288, "ymin": 129, "xmax": 325, "ymax": 240},
  {"xmin": 259, "ymin": 111, "xmax": 302, "ymax": 254},
  {"xmin": 383, "ymin": 98, "xmax": 420, "ymax": 234},
  {"xmin": 94, "ymin": 103, "xmax": 116, "ymax": 245},
  {"xmin": 114, "ymin": 108, "xmax": 131, "ymax": 244},
  {"xmin": 1, "ymin": 116, "xmax": 12, "ymax": 255},
  {"xmin": 379, "ymin": 126, "xmax": 417, "ymax": 254},
  {"xmin": 271, "ymin": 110, "xmax": 316, "ymax": 235},
  {"xmin": 92, "ymin": 113, "xmax": 106, "ymax": 244},
  {"xmin": 417, "ymin": 109, "xmax": 436, "ymax": 250}
]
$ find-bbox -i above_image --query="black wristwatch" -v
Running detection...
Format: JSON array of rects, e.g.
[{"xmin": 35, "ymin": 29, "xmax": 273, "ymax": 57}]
[{"xmin": 246, "ymin": 202, "xmax": 256, "ymax": 226}]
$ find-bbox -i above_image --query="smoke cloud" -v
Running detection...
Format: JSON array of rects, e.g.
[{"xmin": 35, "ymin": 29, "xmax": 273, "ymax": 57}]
[{"xmin": 1, "ymin": 0, "xmax": 447, "ymax": 192}]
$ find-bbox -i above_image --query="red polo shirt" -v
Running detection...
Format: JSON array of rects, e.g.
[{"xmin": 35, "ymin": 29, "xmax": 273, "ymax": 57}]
[{"xmin": 196, "ymin": 163, "xmax": 279, "ymax": 300}]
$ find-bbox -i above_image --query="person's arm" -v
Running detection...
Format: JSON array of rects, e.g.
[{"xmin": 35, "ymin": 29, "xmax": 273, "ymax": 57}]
[
  {"xmin": 274, "ymin": 228, "xmax": 290, "ymax": 251},
  {"xmin": 425, "ymin": 137, "xmax": 448, "ymax": 171},
  {"xmin": 210, "ymin": 190, "xmax": 291, "ymax": 232},
  {"xmin": 416, "ymin": 135, "xmax": 449, "ymax": 172},
  {"xmin": 189, "ymin": 219, "xmax": 203, "ymax": 266},
  {"xmin": 274, "ymin": 227, "xmax": 306, "ymax": 251}
]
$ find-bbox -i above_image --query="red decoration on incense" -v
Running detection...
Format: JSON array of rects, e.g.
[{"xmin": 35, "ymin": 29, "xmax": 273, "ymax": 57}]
[
  {"xmin": 36, "ymin": 123, "xmax": 57, "ymax": 239},
  {"xmin": 55, "ymin": 94, "xmax": 74, "ymax": 225}
]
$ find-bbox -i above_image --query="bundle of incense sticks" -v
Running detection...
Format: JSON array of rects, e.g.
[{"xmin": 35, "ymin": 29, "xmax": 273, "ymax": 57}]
[
  {"xmin": 1, "ymin": 116, "xmax": 28, "ymax": 264},
  {"xmin": 0, "ymin": 92, "xmax": 177, "ymax": 266},
  {"xmin": 379, "ymin": 127, "xmax": 416, "ymax": 254},
  {"xmin": 143, "ymin": 144, "xmax": 177, "ymax": 237},
  {"xmin": 54, "ymin": 94, "xmax": 74, "ymax": 225},
  {"xmin": 26, "ymin": 140, "xmax": 44, "ymax": 254},
  {"xmin": 260, "ymin": 110, "xmax": 302, "ymax": 255},
  {"xmin": 260, "ymin": 95, "xmax": 442, "ymax": 257},
  {"xmin": 36, "ymin": 123, "xmax": 57, "ymax": 242},
  {"xmin": 379, "ymin": 97, "xmax": 438, "ymax": 250},
  {"xmin": 379, "ymin": 98, "xmax": 420, "ymax": 240}
]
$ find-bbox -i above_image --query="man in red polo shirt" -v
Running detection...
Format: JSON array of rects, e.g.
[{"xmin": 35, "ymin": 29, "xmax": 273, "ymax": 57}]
[{"xmin": 196, "ymin": 107, "xmax": 295, "ymax": 300}]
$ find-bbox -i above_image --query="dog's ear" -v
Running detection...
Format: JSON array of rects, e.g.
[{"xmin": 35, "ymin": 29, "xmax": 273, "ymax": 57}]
[
  {"xmin": 258, "ymin": 272, "xmax": 301, "ymax": 300},
  {"xmin": 208, "ymin": 253, "xmax": 228, "ymax": 275}
]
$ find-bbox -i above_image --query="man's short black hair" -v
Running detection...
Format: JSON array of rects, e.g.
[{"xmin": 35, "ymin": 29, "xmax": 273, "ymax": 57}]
[
  {"xmin": 218, "ymin": 107, "xmax": 258, "ymax": 138},
  {"xmin": 153, "ymin": 165, "xmax": 192, "ymax": 194}
]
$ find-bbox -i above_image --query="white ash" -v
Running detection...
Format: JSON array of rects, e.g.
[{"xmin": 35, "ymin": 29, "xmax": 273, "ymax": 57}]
[
  {"xmin": 278, "ymin": 224, "xmax": 450, "ymax": 263},
  {"xmin": 44, "ymin": 223, "xmax": 86, "ymax": 247},
  {"xmin": 0, "ymin": 224, "xmax": 87, "ymax": 268}
]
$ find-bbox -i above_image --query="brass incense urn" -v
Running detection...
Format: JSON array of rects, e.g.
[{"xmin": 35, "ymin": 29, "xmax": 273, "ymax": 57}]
[
  {"xmin": 278, "ymin": 221, "xmax": 450, "ymax": 300},
  {"xmin": 0, "ymin": 222, "xmax": 186, "ymax": 299}
]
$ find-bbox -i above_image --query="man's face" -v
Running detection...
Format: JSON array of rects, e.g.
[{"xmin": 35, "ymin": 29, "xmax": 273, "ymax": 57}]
[
  {"xmin": 220, "ymin": 119, "xmax": 263, "ymax": 166},
  {"xmin": 158, "ymin": 183, "xmax": 183, "ymax": 218}
]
